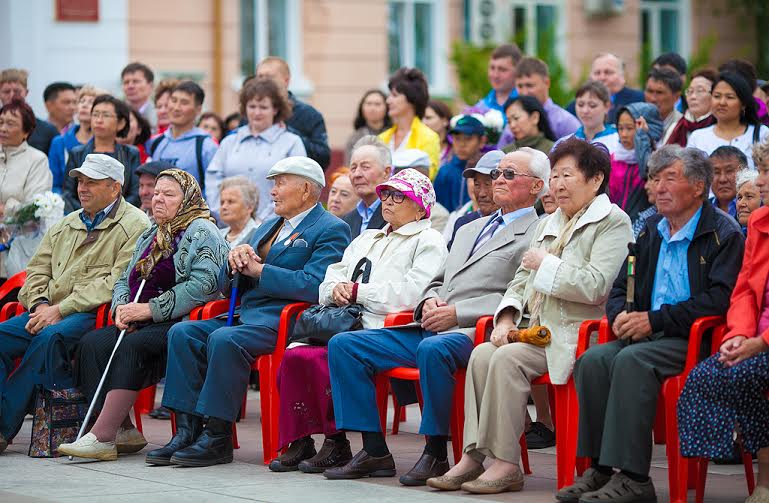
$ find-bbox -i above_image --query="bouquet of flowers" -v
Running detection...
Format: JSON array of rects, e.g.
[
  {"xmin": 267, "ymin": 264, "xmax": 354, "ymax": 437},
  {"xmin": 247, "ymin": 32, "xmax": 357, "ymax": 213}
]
[
  {"xmin": 451, "ymin": 107, "xmax": 506, "ymax": 145},
  {"xmin": 5, "ymin": 191, "xmax": 65, "ymax": 231}
]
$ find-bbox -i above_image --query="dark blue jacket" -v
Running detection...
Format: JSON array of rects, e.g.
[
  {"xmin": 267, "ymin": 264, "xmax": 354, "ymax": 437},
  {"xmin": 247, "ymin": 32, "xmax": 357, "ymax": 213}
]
[
  {"xmin": 28, "ymin": 117, "xmax": 59, "ymax": 156},
  {"xmin": 433, "ymin": 155, "xmax": 469, "ymax": 213}
]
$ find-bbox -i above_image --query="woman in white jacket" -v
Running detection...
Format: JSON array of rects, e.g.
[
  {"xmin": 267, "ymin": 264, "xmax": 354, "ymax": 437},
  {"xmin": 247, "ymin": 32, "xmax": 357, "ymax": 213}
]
[{"xmin": 270, "ymin": 168, "xmax": 448, "ymax": 473}]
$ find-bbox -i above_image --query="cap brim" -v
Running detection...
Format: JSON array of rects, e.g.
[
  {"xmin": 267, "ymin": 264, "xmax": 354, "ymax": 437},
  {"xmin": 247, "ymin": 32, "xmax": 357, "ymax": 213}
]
[
  {"xmin": 68, "ymin": 167, "xmax": 110, "ymax": 180},
  {"xmin": 376, "ymin": 179, "xmax": 413, "ymax": 193},
  {"xmin": 463, "ymin": 167, "xmax": 494, "ymax": 178}
]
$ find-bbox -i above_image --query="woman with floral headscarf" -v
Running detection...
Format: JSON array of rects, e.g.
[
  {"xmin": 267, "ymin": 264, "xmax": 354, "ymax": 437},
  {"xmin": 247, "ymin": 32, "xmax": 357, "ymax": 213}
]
[
  {"xmin": 58, "ymin": 169, "xmax": 230, "ymax": 461},
  {"xmin": 268, "ymin": 168, "xmax": 447, "ymax": 473}
]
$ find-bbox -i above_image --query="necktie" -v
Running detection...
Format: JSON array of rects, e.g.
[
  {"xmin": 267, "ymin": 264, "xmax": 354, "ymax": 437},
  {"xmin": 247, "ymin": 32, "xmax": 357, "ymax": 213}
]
[{"xmin": 471, "ymin": 216, "xmax": 504, "ymax": 256}]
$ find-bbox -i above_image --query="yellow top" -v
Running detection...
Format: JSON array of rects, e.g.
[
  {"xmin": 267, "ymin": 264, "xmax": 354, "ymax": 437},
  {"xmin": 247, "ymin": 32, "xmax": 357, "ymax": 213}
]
[{"xmin": 379, "ymin": 117, "xmax": 441, "ymax": 180}]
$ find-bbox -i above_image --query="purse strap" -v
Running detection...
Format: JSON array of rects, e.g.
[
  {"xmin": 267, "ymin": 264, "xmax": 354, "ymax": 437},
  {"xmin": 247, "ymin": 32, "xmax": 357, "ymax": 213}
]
[{"xmin": 350, "ymin": 257, "xmax": 372, "ymax": 284}]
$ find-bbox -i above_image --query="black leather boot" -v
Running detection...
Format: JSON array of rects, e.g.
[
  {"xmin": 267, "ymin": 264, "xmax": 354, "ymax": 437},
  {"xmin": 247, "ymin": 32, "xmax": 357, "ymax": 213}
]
[
  {"xmin": 170, "ymin": 416, "xmax": 234, "ymax": 467},
  {"xmin": 145, "ymin": 411, "xmax": 203, "ymax": 465}
]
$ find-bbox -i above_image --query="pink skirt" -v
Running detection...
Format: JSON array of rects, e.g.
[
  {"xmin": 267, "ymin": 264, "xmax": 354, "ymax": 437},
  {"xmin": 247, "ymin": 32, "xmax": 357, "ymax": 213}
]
[{"xmin": 276, "ymin": 345, "xmax": 339, "ymax": 449}]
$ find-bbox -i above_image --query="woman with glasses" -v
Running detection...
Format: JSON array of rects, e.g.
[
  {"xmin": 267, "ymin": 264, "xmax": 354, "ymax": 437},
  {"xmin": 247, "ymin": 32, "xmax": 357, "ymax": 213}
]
[
  {"xmin": 269, "ymin": 168, "xmax": 447, "ymax": 473},
  {"xmin": 667, "ymin": 68, "xmax": 718, "ymax": 147},
  {"xmin": 63, "ymin": 95, "xmax": 141, "ymax": 213},
  {"xmin": 429, "ymin": 138, "xmax": 632, "ymax": 494}
]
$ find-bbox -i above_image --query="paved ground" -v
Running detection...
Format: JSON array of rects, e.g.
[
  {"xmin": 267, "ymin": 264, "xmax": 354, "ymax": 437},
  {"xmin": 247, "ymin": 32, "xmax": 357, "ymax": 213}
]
[{"xmin": 0, "ymin": 388, "xmax": 755, "ymax": 502}]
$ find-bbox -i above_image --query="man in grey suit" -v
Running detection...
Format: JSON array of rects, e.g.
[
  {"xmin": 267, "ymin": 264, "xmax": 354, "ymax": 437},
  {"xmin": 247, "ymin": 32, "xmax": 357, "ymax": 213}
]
[
  {"xmin": 341, "ymin": 136, "xmax": 390, "ymax": 239},
  {"xmin": 324, "ymin": 148, "xmax": 550, "ymax": 486}
]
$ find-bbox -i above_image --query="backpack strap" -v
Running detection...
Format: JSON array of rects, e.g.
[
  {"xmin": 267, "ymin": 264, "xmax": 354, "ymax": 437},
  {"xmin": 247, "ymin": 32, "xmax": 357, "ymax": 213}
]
[
  {"xmin": 753, "ymin": 124, "xmax": 761, "ymax": 144},
  {"xmin": 148, "ymin": 135, "xmax": 166, "ymax": 157},
  {"xmin": 195, "ymin": 136, "xmax": 205, "ymax": 190}
]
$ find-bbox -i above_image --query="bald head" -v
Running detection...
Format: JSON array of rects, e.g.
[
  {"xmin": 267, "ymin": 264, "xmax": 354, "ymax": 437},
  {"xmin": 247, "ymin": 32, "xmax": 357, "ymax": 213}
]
[
  {"xmin": 256, "ymin": 57, "xmax": 291, "ymax": 90},
  {"xmin": 591, "ymin": 53, "xmax": 626, "ymax": 95}
]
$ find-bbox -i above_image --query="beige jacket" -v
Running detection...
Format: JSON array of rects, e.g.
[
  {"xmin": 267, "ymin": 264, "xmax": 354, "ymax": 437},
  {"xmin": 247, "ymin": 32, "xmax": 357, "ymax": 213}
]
[
  {"xmin": 495, "ymin": 194, "xmax": 633, "ymax": 384},
  {"xmin": 19, "ymin": 198, "xmax": 150, "ymax": 317},
  {"xmin": 0, "ymin": 141, "xmax": 53, "ymax": 215}
]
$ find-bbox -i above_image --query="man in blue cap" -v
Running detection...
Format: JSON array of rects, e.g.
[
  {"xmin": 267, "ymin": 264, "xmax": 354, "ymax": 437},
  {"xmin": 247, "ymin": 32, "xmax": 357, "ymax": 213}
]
[{"xmin": 433, "ymin": 115, "xmax": 487, "ymax": 213}]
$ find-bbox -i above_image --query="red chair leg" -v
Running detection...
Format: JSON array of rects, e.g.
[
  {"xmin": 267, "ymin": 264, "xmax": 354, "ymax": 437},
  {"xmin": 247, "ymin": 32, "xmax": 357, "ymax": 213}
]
[
  {"xmin": 449, "ymin": 370, "xmax": 466, "ymax": 465},
  {"xmin": 171, "ymin": 411, "xmax": 177, "ymax": 436},
  {"xmin": 135, "ymin": 385, "xmax": 157, "ymax": 415},
  {"xmin": 258, "ymin": 359, "xmax": 274, "ymax": 463},
  {"xmin": 391, "ymin": 394, "xmax": 402, "ymax": 435},
  {"xmin": 695, "ymin": 458, "xmax": 708, "ymax": 503},
  {"xmin": 520, "ymin": 434, "xmax": 532, "ymax": 474},
  {"xmin": 232, "ymin": 423, "xmax": 240, "ymax": 450},
  {"xmin": 375, "ymin": 375, "xmax": 390, "ymax": 434},
  {"xmin": 663, "ymin": 378, "xmax": 687, "ymax": 503},
  {"xmin": 744, "ymin": 448, "xmax": 756, "ymax": 495},
  {"xmin": 240, "ymin": 390, "xmax": 248, "ymax": 420},
  {"xmin": 400, "ymin": 406, "xmax": 407, "ymax": 421},
  {"xmin": 554, "ymin": 381, "xmax": 579, "ymax": 489}
]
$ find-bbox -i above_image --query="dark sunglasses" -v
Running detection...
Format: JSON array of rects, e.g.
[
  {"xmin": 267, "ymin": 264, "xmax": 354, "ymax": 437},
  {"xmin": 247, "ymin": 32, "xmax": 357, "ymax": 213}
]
[
  {"xmin": 379, "ymin": 189, "xmax": 406, "ymax": 203},
  {"xmin": 490, "ymin": 168, "xmax": 539, "ymax": 181}
]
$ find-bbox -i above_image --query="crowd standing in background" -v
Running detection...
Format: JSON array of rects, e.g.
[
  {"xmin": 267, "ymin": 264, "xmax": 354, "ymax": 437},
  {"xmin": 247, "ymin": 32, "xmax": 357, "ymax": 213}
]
[{"xmin": 2, "ymin": 44, "xmax": 769, "ymax": 503}]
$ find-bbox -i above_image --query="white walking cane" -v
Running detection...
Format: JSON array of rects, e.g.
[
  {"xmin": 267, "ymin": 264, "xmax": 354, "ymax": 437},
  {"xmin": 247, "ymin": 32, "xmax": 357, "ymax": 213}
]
[{"xmin": 69, "ymin": 278, "xmax": 147, "ymax": 460}]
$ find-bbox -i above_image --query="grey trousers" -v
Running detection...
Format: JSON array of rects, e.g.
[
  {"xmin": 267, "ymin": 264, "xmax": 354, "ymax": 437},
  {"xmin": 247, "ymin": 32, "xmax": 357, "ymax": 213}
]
[
  {"xmin": 463, "ymin": 341, "xmax": 548, "ymax": 464},
  {"xmin": 573, "ymin": 337, "xmax": 688, "ymax": 475}
]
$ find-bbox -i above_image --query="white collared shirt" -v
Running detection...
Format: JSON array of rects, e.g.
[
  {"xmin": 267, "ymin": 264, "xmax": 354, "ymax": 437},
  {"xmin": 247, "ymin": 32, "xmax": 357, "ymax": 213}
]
[{"xmin": 276, "ymin": 205, "xmax": 316, "ymax": 244}]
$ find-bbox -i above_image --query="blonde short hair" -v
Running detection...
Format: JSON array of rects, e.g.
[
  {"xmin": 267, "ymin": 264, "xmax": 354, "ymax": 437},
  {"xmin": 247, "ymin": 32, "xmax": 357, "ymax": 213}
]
[
  {"xmin": 752, "ymin": 137, "xmax": 769, "ymax": 169},
  {"xmin": 77, "ymin": 85, "xmax": 109, "ymax": 101},
  {"xmin": 0, "ymin": 69, "xmax": 28, "ymax": 88}
]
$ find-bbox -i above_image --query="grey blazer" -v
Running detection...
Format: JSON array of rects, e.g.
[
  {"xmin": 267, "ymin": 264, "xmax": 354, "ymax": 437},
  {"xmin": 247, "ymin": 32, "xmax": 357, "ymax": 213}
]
[
  {"xmin": 112, "ymin": 218, "xmax": 230, "ymax": 322},
  {"xmin": 414, "ymin": 209, "xmax": 541, "ymax": 339}
]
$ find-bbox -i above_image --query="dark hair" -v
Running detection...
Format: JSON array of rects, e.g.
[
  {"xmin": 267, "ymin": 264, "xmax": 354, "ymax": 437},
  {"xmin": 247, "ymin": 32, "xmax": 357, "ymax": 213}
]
[
  {"xmin": 172, "ymin": 80, "xmax": 205, "ymax": 107},
  {"xmin": 549, "ymin": 137, "xmax": 611, "ymax": 195},
  {"xmin": 353, "ymin": 89, "xmax": 391, "ymax": 130},
  {"xmin": 129, "ymin": 108, "xmax": 152, "ymax": 146},
  {"xmin": 718, "ymin": 59, "xmax": 758, "ymax": 91},
  {"xmin": 43, "ymin": 81, "xmax": 75, "ymax": 103},
  {"xmin": 710, "ymin": 145, "xmax": 749, "ymax": 169},
  {"xmin": 652, "ymin": 52, "xmax": 687, "ymax": 76},
  {"xmin": 713, "ymin": 71, "xmax": 760, "ymax": 126},
  {"xmin": 91, "ymin": 94, "xmax": 131, "ymax": 138},
  {"xmin": 504, "ymin": 95, "xmax": 556, "ymax": 141},
  {"xmin": 224, "ymin": 112, "xmax": 241, "ymax": 131},
  {"xmin": 239, "ymin": 78, "xmax": 292, "ymax": 123},
  {"xmin": 0, "ymin": 98, "xmax": 36, "ymax": 135},
  {"xmin": 388, "ymin": 67, "xmax": 430, "ymax": 119},
  {"xmin": 575, "ymin": 80, "xmax": 610, "ymax": 104},
  {"xmin": 427, "ymin": 99, "xmax": 452, "ymax": 122},
  {"xmin": 516, "ymin": 57, "xmax": 549, "ymax": 78},
  {"xmin": 121, "ymin": 62, "xmax": 154, "ymax": 83},
  {"xmin": 491, "ymin": 43, "xmax": 523, "ymax": 65},
  {"xmin": 198, "ymin": 111, "xmax": 226, "ymax": 142},
  {"xmin": 646, "ymin": 67, "xmax": 683, "ymax": 94}
]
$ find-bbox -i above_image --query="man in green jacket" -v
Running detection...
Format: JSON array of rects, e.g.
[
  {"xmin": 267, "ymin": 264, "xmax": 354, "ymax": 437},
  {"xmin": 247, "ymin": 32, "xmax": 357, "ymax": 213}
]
[{"xmin": 0, "ymin": 154, "xmax": 149, "ymax": 452}]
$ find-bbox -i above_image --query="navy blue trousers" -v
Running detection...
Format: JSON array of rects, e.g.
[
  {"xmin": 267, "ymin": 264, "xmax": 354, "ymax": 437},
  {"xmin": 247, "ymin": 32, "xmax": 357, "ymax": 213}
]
[
  {"xmin": 0, "ymin": 312, "xmax": 96, "ymax": 439},
  {"xmin": 328, "ymin": 327, "xmax": 473, "ymax": 436},
  {"xmin": 162, "ymin": 319, "xmax": 276, "ymax": 422}
]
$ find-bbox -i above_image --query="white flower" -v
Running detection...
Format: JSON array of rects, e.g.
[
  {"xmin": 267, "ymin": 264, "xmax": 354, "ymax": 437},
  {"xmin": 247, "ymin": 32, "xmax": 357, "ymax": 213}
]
[
  {"xmin": 484, "ymin": 109, "xmax": 505, "ymax": 133},
  {"xmin": 32, "ymin": 192, "xmax": 65, "ymax": 219}
]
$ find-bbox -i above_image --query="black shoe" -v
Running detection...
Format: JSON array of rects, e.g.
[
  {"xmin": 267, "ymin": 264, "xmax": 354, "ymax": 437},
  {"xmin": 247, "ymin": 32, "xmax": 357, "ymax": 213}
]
[
  {"xmin": 525, "ymin": 421, "xmax": 555, "ymax": 449},
  {"xmin": 149, "ymin": 406, "xmax": 172, "ymax": 420},
  {"xmin": 170, "ymin": 417, "xmax": 234, "ymax": 467},
  {"xmin": 0, "ymin": 432, "xmax": 6, "ymax": 454},
  {"xmin": 399, "ymin": 453, "xmax": 449, "ymax": 486},
  {"xmin": 323, "ymin": 449, "xmax": 396, "ymax": 479},
  {"xmin": 145, "ymin": 412, "xmax": 203, "ymax": 465},
  {"xmin": 298, "ymin": 437, "xmax": 353, "ymax": 473},
  {"xmin": 268, "ymin": 437, "xmax": 316, "ymax": 472}
]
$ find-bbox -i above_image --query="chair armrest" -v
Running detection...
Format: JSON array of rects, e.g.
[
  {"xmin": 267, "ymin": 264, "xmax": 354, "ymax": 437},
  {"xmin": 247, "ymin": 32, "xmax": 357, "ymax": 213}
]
[
  {"xmin": 684, "ymin": 316, "xmax": 725, "ymax": 374},
  {"xmin": 201, "ymin": 299, "xmax": 232, "ymax": 319},
  {"xmin": 576, "ymin": 318, "xmax": 603, "ymax": 358},
  {"xmin": 95, "ymin": 304, "xmax": 112, "ymax": 328},
  {"xmin": 384, "ymin": 311, "xmax": 415, "ymax": 327},
  {"xmin": 0, "ymin": 302, "xmax": 25, "ymax": 321},
  {"xmin": 475, "ymin": 316, "xmax": 493, "ymax": 346},
  {"xmin": 273, "ymin": 302, "xmax": 311, "ymax": 363},
  {"xmin": 0, "ymin": 271, "xmax": 26, "ymax": 303}
]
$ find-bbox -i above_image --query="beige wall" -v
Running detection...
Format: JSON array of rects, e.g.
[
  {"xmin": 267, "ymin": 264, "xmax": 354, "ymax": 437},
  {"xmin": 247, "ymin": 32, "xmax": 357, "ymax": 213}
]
[{"xmin": 690, "ymin": 0, "xmax": 756, "ymax": 69}]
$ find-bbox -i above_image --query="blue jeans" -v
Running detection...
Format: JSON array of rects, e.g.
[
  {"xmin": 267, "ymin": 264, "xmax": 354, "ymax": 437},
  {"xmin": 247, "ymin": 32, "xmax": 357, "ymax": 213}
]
[
  {"xmin": 328, "ymin": 327, "xmax": 473, "ymax": 436},
  {"xmin": 0, "ymin": 311, "xmax": 96, "ymax": 439}
]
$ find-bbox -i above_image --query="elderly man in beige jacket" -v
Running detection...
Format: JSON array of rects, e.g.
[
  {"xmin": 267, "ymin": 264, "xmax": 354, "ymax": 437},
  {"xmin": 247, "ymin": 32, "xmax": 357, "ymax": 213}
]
[{"xmin": 0, "ymin": 154, "xmax": 149, "ymax": 453}]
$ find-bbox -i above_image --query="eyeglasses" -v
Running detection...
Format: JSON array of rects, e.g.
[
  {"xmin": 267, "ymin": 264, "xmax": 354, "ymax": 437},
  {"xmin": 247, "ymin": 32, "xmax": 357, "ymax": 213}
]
[
  {"xmin": 490, "ymin": 168, "xmax": 539, "ymax": 181},
  {"xmin": 378, "ymin": 189, "xmax": 406, "ymax": 203},
  {"xmin": 91, "ymin": 112, "xmax": 116, "ymax": 120},
  {"xmin": 685, "ymin": 87, "xmax": 711, "ymax": 97}
]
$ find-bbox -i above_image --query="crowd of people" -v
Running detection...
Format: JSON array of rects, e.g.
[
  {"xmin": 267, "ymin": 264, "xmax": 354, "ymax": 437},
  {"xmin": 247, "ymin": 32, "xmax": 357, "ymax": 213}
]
[{"xmin": 0, "ymin": 44, "xmax": 769, "ymax": 503}]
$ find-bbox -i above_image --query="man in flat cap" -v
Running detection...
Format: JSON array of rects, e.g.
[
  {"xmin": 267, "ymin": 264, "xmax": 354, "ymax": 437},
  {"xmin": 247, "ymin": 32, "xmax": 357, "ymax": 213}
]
[
  {"xmin": 147, "ymin": 156, "xmax": 350, "ymax": 467},
  {"xmin": 0, "ymin": 154, "xmax": 149, "ymax": 452}
]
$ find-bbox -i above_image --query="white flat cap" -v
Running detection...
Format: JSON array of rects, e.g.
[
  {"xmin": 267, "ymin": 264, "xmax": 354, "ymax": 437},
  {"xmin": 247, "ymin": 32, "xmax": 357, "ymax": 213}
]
[
  {"xmin": 267, "ymin": 156, "xmax": 325, "ymax": 188},
  {"xmin": 69, "ymin": 153, "xmax": 125, "ymax": 185},
  {"xmin": 392, "ymin": 149, "xmax": 431, "ymax": 169}
]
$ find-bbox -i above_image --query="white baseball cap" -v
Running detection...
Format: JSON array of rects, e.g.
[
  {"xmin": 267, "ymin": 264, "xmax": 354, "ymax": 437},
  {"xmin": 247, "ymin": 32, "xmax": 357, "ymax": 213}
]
[
  {"xmin": 267, "ymin": 156, "xmax": 325, "ymax": 188},
  {"xmin": 69, "ymin": 154, "xmax": 125, "ymax": 185}
]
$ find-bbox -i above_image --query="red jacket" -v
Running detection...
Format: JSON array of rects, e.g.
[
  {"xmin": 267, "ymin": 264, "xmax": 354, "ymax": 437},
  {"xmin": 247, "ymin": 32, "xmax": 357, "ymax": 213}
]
[{"xmin": 725, "ymin": 206, "xmax": 769, "ymax": 344}]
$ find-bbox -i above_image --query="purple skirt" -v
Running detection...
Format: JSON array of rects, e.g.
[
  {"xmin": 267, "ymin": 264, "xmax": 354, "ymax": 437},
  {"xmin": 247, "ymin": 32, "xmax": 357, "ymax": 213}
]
[{"xmin": 276, "ymin": 345, "xmax": 339, "ymax": 449}]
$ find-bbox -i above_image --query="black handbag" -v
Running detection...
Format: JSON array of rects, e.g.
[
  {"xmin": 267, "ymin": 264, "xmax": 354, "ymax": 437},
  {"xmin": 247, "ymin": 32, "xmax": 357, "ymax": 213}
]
[{"xmin": 289, "ymin": 257, "xmax": 372, "ymax": 346}]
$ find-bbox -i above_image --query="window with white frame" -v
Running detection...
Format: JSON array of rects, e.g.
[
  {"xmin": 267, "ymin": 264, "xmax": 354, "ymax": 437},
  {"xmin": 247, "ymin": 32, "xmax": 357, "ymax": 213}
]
[
  {"xmin": 240, "ymin": 0, "xmax": 313, "ymax": 95},
  {"xmin": 388, "ymin": 0, "xmax": 450, "ymax": 95},
  {"xmin": 640, "ymin": 0, "xmax": 690, "ymax": 61}
]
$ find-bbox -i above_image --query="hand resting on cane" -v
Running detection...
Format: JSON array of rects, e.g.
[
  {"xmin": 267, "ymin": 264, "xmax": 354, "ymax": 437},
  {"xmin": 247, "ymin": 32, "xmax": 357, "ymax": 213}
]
[
  {"xmin": 114, "ymin": 303, "xmax": 153, "ymax": 332},
  {"xmin": 228, "ymin": 244, "xmax": 263, "ymax": 278}
]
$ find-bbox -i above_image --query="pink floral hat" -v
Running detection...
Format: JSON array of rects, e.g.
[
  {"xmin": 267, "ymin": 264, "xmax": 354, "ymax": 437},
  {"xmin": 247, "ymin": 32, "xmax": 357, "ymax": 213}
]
[{"xmin": 375, "ymin": 168, "xmax": 436, "ymax": 219}]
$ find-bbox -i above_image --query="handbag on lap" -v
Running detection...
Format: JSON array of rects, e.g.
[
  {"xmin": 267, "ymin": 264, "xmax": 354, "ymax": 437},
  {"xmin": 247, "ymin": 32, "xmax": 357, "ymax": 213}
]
[
  {"xmin": 289, "ymin": 257, "xmax": 372, "ymax": 346},
  {"xmin": 28, "ymin": 386, "xmax": 87, "ymax": 458}
]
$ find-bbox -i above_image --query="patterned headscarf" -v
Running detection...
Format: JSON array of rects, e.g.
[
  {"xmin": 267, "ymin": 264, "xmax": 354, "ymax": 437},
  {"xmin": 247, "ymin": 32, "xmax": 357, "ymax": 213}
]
[
  {"xmin": 375, "ymin": 168, "xmax": 436, "ymax": 219},
  {"xmin": 135, "ymin": 169, "xmax": 215, "ymax": 279}
]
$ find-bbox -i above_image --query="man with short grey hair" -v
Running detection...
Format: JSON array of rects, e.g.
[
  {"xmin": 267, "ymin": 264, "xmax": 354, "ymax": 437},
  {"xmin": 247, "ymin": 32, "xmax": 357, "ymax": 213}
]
[
  {"xmin": 559, "ymin": 145, "xmax": 744, "ymax": 503},
  {"xmin": 0, "ymin": 154, "xmax": 149, "ymax": 453},
  {"xmin": 343, "ymin": 135, "xmax": 392, "ymax": 239}
]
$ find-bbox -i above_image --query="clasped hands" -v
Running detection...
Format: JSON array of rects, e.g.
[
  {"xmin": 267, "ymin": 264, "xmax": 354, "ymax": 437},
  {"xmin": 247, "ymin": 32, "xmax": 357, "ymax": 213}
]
[
  {"xmin": 332, "ymin": 282, "xmax": 355, "ymax": 306},
  {"xmin": 612, "ymin": 310, "xmax": 653, "ymax": 342},
  {"xmin": 719, "ymin": 335, "xmax": 769, "ymax": 367},
  {"xmin": 229, "ymin": 244, "xmax": 264, "ymax": 278},
  {"xmin": 420, "ymin": 297, "xmax": 458, "ymax": 332},
  {"xmin": 25, "ymin": 303, "xmax": 63, "ymax": 335},
  {"xmin": 114, "ymin": 303, "xmax": 153, "ymax": 332}
]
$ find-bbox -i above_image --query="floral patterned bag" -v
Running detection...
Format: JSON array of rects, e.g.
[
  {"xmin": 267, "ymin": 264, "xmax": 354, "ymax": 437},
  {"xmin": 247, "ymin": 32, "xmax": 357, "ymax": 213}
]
[{"xmin": 28, "ymin": 387, "xmax": 87, "ymax": 458}]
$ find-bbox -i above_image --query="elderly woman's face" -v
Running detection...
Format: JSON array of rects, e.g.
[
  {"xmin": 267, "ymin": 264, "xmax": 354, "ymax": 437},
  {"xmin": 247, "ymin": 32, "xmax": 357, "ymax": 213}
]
[
  {"xmin": 246, "ymin": 96, "xmax": 278, "ymax": 133},
  {"xmin": 549, "ymin": 155, "xmax": 604, "ymax": 218},
  {"xmin": 219, "ymin": 186, "xmax": 254, "ymax": 227},
  {"xmin": 685, "ymin": 76, "xmax": 713, "ymax": 119},
  {"xmin": 711, "ymin": 81, "xmax": 743, "ymax": 124},
  {"xmin": 0, "ymin": 110, "xmax": 27, "ymax": 146},
  {"xmin": 379, "ymin": 188, "xmax": 424, "ymax": 230},
  {"xmin": 540, "ymin": 190, "xmax": 558, "ymax": 214},
  {"xmin": 736, "ymin": 181, "xmax": 761, "ymax": 226},
  {"xmin": 327, "ymin": 174, "xmax": 360, "ymax": 217},
  {"xmin": 152, "ymin": 177, "xmax": 185, "ymax": 225}
]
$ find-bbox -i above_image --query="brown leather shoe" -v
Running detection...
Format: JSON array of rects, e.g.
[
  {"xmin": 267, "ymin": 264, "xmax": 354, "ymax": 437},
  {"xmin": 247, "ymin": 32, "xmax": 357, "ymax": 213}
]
[
  {"xmin": 268, "ymin": 437, "xmax": 316, "ymax": 472},
  {"xmin": 427, "ymin": 465, "xmax": 485, "ymax": 491},
  {"xmin": 323, "ymin": 449, "xmax": 396, "ymax": 479},
  {"xmin": 461, "ymin": 469, "xmax": 524, "ymax": 494},
  {"xmin": 298, "ymin": 438, "xmax": 352, "ymax": 473},
  {"xmin": 399, "ymin": 453, "xmax": 450, "ymax": 486}
]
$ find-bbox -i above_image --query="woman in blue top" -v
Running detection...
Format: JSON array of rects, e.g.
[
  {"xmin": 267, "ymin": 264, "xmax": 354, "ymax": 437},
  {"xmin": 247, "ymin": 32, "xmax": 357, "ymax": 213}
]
[{"xmin": 204, "ymin": 78, "xmax": 306, "ymax": 221}]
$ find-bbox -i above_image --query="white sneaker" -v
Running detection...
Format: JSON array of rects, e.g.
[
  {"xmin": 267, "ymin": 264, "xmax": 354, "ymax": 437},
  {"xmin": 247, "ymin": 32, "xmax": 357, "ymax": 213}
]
[
  {"xmin": 116, "ymin": 427, "xmax": 148, "ymax": 454},
  {"xmin": 747, "ymin": 486, "xmax": 769, "ymax": 503},
  {"xmin": 57, "ymin": 432, "xmax": 117, "ymax": 461}
]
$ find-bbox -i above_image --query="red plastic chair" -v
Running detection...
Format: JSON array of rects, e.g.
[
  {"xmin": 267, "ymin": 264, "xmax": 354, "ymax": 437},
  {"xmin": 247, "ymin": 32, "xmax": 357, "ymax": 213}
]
[
  {"xmin": 174, "ymin": 299, "xmax": 310, "ymax": 464},
  {"xmin": 373, "ymin": 312, "xmax": 490, "ymax": 464},
  {"xmin": 0, "ymin": 271, "xmax": 25, "ymax": 305}
]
